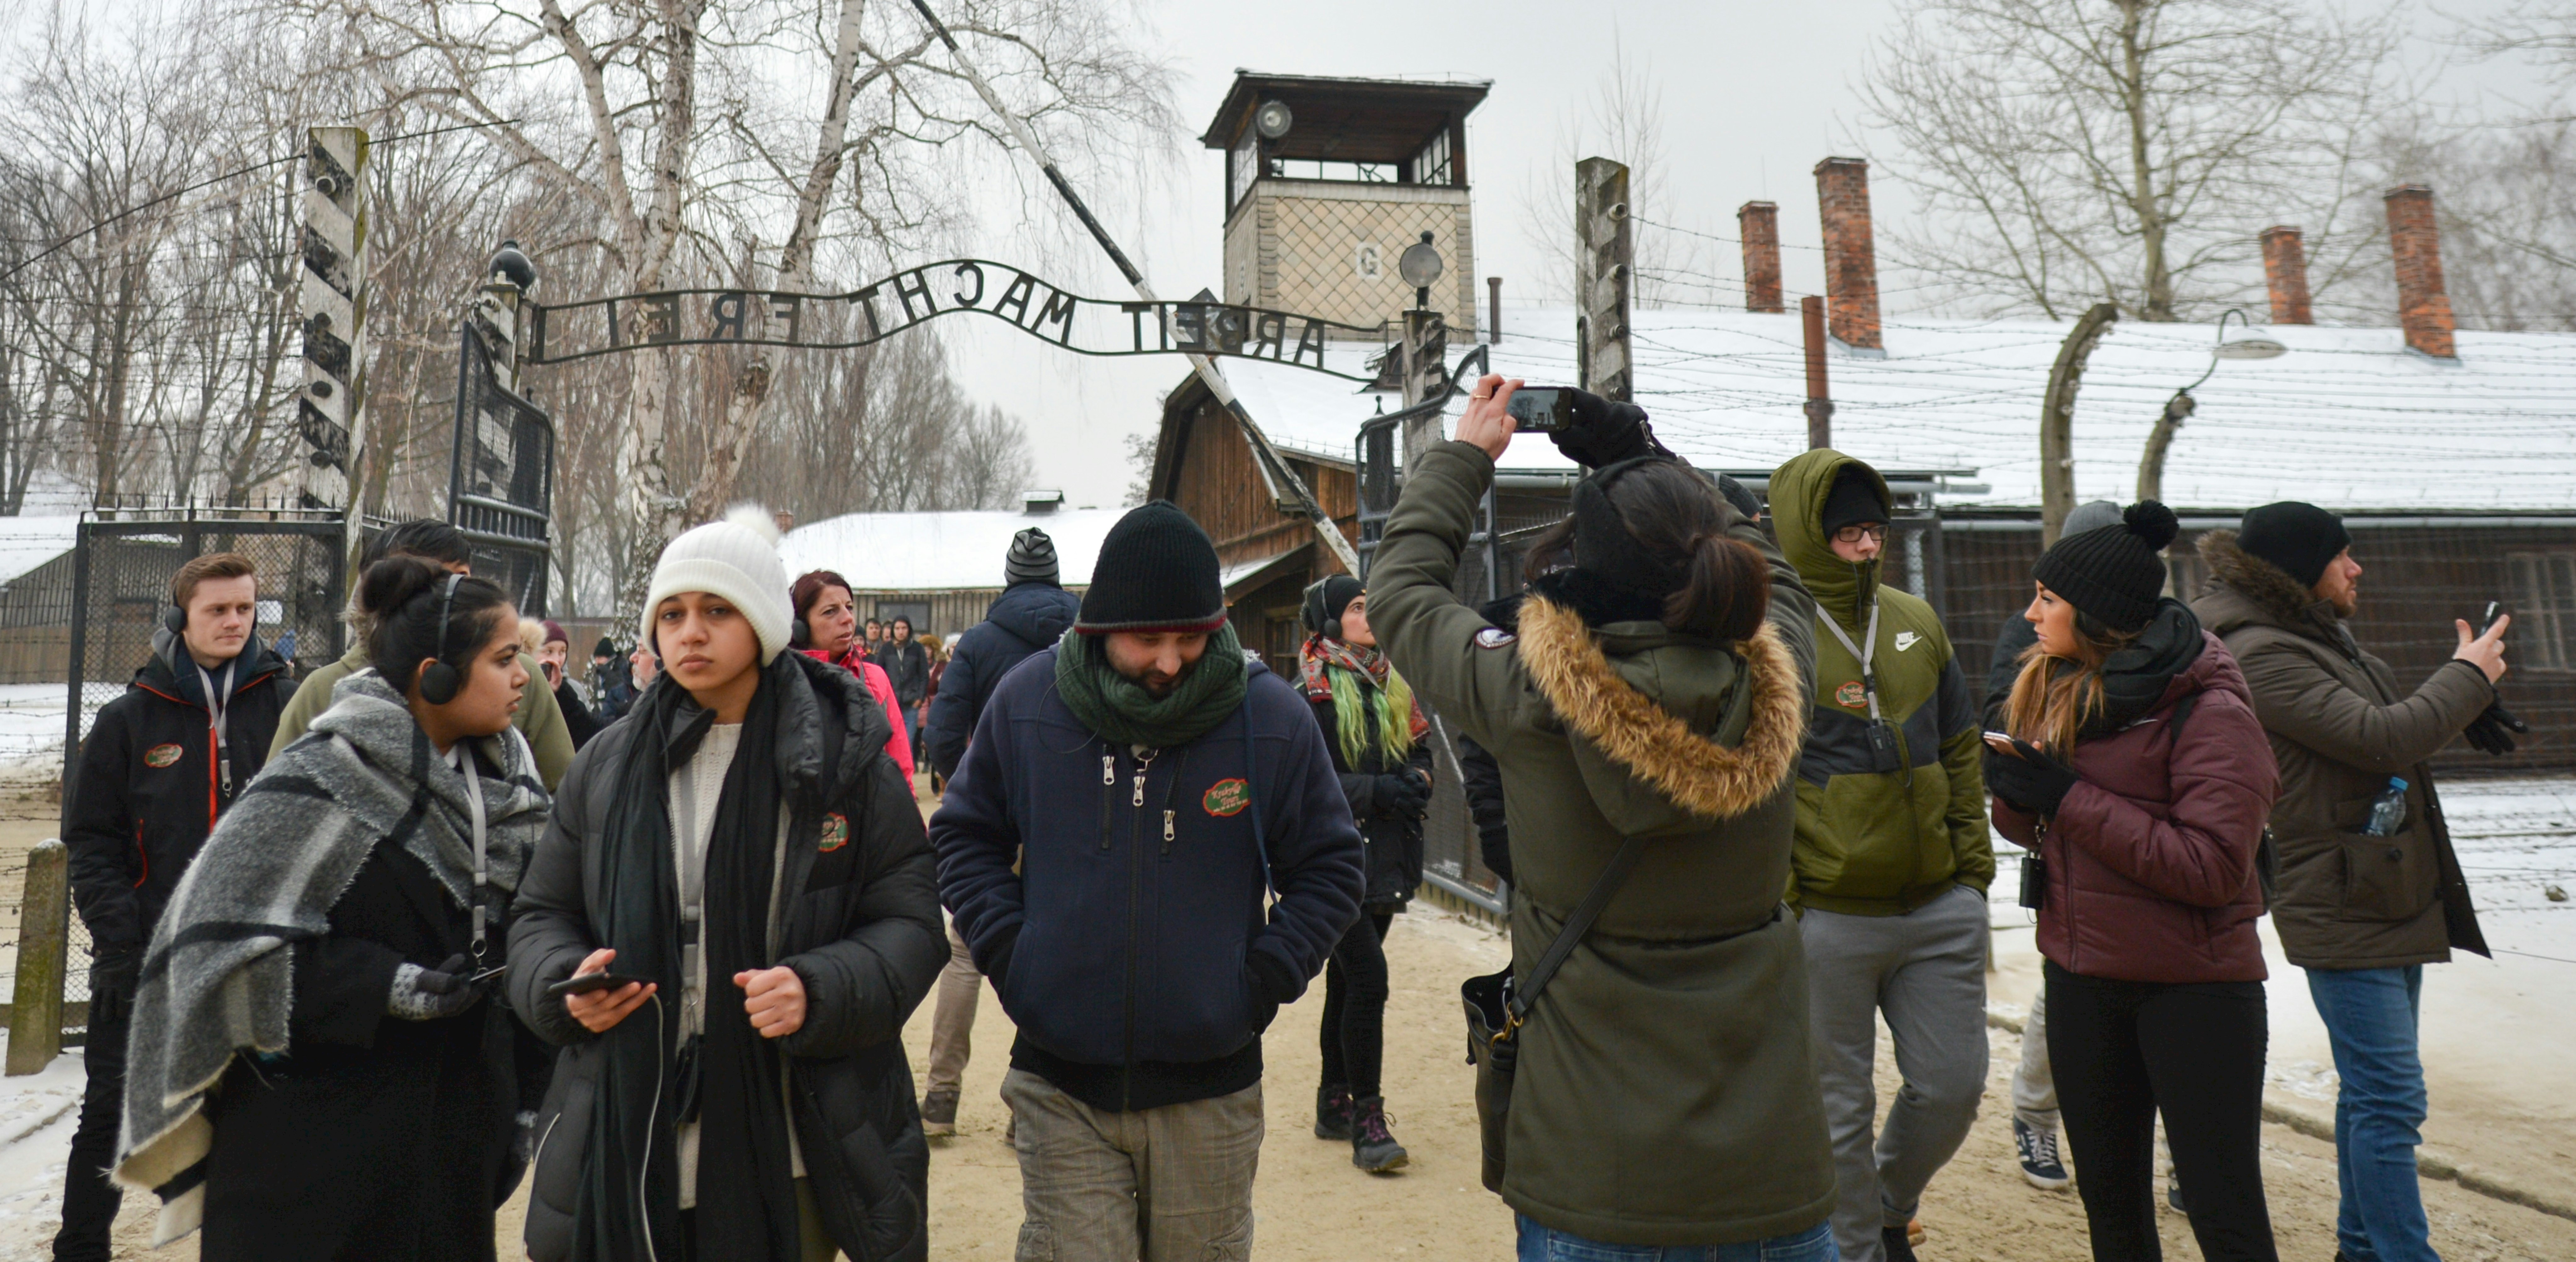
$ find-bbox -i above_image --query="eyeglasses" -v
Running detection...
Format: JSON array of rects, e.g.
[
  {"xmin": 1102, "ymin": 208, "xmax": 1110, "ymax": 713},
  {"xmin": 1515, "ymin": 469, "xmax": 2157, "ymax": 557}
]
[{"xmin": 1833, "ymin": 524, "xmax": 1890, "ymax": 544}]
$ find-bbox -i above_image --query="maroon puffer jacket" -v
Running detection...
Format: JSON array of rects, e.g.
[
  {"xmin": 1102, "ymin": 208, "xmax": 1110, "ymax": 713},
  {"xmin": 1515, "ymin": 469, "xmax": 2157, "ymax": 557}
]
[{"xmin": 1993, "ymin": 631, "xmax": 2280, "ymax": 983}]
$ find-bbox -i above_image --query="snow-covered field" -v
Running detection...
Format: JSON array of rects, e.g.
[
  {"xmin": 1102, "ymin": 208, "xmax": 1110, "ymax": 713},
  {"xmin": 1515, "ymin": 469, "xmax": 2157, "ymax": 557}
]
[{"xmin": 0, "ymin": 686, "xmax": 72, "ymax": 793}]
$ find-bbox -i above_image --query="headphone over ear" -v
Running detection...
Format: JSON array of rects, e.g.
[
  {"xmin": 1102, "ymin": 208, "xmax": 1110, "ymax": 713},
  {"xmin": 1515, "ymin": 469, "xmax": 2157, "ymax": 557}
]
[
  {"xmin": 1300, "ymin": 576, "xmax": 1362, "ymax": 642},
  {"xmin": 165, "ymin": 604, "xmax": 186, "ymax": 635},
  {"xmin": 416, "ymin": 574, "xmax": 466, "ymax": 705}
]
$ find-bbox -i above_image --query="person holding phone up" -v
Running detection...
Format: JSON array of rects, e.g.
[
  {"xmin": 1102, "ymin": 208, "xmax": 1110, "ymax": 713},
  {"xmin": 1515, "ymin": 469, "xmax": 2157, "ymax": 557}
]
[
  {"xmin": 1986, "ymin": 503, "xmax": 2283, "ymax": 1262},
  {"xmin": 114, "ymin": 558, "xmax": 552, "ymax": 1260},
  {"xmin": 507, "ymin": 507, "xmax": 945, "ymax": 1262},
  {"xmin": 2189, "ymin": 503, "xmax": 2507, "ymax": 1262}
]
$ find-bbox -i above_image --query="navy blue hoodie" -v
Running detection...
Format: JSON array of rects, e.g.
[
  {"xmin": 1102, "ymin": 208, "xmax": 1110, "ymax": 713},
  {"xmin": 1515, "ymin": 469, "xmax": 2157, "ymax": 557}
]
[
  {"xmin": 922, "ymin": 581, "xmax": 1080, "ymax": 779},
  {"xmin": 929, "ymin": 645, "xmax": 1362, "ymax": 1111}
]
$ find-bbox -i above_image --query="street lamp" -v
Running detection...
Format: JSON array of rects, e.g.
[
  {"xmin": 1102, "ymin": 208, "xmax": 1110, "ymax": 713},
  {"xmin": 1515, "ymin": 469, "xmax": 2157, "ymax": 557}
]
[{"xmin": 2139, "ymin": 307, "xmax": 2285, "ymax": 502}]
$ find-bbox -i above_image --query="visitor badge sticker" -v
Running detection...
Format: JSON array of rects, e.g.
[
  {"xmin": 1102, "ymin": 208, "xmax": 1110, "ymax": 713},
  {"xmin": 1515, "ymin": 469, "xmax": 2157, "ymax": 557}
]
[
  {"xmin": 1475, "ymin": 627, "xmax": 1516, "ymax": 649},
  {"xmin": 818, "ymin": 812, "xmax": 851, "ymax": 852},
  {"xmin": 1835, "ymin": 681, "xmax": 1868, "ymax": 709},
  {"xmin": 1203, "ymin": 778, "xmax": 1251, "ymax": 818},
  {"xmin": 145, "ymin": 743, "xmax": 183, "ymax": 768}
]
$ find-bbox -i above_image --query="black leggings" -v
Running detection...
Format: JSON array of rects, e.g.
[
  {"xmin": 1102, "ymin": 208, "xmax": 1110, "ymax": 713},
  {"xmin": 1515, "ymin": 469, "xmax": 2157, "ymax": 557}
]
[
  {"xmin": 2045, "ymin": 962, "xmax": 2277, "ymax": 1262},
  {"xmin": 1318, "ymin": 912, "xmax": 1394, "ymax": 1097}
]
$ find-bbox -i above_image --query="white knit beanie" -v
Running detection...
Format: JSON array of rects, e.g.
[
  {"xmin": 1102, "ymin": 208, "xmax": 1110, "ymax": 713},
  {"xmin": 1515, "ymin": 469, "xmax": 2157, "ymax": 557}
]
[{"xmin": 640, "ymin": 505, "xmax": 793, "ymax": 665}]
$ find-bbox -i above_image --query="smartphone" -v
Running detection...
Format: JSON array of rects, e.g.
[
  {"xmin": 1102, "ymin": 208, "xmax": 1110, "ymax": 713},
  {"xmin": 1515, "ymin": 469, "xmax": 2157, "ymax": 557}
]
[
  {"xmin": 469, "ymin": 963, "xmax": 509, "ymax": 984},
  {"xmin": 1504, "ymin": 386, "xmax": 1576, "ymax": 433},
  {"xmin": 1982, "ymin": 730, "xmax": 2018, "ymax": 751},
  {"xmin": 546, "ymin": 971, "xmax": 653, "ymax": 1000},
  {"xmin": 2480, "ymin": 601, "xmax": 2504, "ymax": 635}
]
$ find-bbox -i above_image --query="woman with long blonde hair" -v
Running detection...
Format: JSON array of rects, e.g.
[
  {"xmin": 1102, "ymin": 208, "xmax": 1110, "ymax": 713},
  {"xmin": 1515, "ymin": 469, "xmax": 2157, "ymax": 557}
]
[
  {"xmin": 1296, "ymin": 575, "xmax": 1432, "ymax": 1174},
  {"xmin": 1985, "ymin": 502, "xmax": 2282, "ymax": 1262}
]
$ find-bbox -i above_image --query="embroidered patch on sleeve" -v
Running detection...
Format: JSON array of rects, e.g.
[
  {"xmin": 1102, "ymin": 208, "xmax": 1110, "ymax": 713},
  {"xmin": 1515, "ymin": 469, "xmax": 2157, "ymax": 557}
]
[
  {"xmin": 1834, "ymin": 681, "xmax": 1868, "ymax": 709},
  {"xmin": 1475, "ymin": 627, "xmax": 1517, "ymax": 649},
  {"xmin": 818, "ymin": 812, "xmax": 851, "ymax": 852},
  {"xmin": 1202, "ymin": 778, "xmax": 1250, "ymax": 818},
  {"xmin": 144, "ymin": 743, "xmax": 182, "ymax": 768}
]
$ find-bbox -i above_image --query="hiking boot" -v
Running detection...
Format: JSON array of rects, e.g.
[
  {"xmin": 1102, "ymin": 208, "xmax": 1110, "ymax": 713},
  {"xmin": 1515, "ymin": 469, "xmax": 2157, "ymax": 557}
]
[
  {"xmin": 1349, "ymin": 1096, "xmax": 1408, "ymax": 1172},
  {"xmin": 1313, "ymin": 1084, "xmax": 1353, "ymax": 1141},
  {"xmin": 2015, "ymin": 1118, "xmax": 2072, "ymax": 1190},
  {"xmin": 1881, "ymin": 1225, "xmax": 1920, "ymax": 1262},
  {"xmin": 921, "ymin": 1088, "xmax": 959, "ymax": 1138}
]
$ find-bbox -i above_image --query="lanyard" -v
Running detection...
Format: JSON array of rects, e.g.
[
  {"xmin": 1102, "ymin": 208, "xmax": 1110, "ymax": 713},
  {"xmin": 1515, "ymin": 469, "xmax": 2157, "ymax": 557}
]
[
  {"xmin": 445, "ymin": 743, "xmax": 491, "ymax": 964},
  {"xmin": 196, "ymin": 660, "xmax": 236, "ymax": 797},
  {"xmin": 1817, "ymin": 599, "xmax": 1884, "ymax": 722}
]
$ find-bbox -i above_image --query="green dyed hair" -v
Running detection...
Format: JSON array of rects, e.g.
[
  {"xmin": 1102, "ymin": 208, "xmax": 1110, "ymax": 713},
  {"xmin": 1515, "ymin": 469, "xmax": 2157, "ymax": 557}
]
[{"xmin": 1328, "ymin": 662, "xmax": 1416, "ymax": 768}]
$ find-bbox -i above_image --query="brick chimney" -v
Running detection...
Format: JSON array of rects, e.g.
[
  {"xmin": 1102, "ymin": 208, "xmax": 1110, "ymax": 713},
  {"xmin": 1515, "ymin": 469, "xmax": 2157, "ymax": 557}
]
[
  {"xmin": 1738, "ymin": 201, "xmax": 1784, "ymax": 313},
  {"xmin": 1813, "ymin": 158, "xmax": 1883, "ymax": 351},
  {"xmin": 2384, "ymin": 185, "xmax": 2456, "ymax": 360},
  {"xmin": 2259, "ymin": 226, "xmax": 2312, "ymax": 326}
]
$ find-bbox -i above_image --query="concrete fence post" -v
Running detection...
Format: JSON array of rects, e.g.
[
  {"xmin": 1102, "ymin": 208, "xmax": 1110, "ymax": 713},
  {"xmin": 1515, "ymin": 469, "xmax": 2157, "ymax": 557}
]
[{"xmin": 8, "ymin": 839, "xmax": 69, "ymax": 1075}]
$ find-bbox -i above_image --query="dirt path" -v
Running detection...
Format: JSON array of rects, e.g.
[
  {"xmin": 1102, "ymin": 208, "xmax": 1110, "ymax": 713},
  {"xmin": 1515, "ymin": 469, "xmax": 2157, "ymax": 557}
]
[{"xmin": 34, "ymin": 775, "xmax": 2570, "ymax": 1260}]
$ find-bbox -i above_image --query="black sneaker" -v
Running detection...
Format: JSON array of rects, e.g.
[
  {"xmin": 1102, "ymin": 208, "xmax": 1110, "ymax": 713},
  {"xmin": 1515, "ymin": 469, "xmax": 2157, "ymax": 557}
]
[
  {"xmin": 921, "ymin": 1088, "xmax": 958, "ymax": 1138},
  {"xmin": 1881, "ymin": 1224, "xmax": 1920, "ymax": 1262},
  {"xmin": 2014, "ymin": 1118, "xmax": 2071, "ymax": 1190},
  {"xmin": 1350, "ymin": 1096, "xmax": 1408, "ymax": 1172},
  {"xmin": 1314, "ymin": 1085, "xmax": 1353, "ymax": 1141}
]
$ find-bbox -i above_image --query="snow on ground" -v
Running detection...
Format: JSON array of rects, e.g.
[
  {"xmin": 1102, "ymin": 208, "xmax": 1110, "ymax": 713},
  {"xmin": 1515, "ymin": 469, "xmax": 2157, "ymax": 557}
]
[
  {"xmin": 0, "ymin": 1044, "xmax": 88, "ymax": 1261},
  {"xmin": 0, "ymin": 687, "xmax": 69, "ymax": 793}
]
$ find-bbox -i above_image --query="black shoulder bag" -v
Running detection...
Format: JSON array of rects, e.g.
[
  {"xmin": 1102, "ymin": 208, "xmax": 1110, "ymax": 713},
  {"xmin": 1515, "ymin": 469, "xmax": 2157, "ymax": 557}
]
[{"xmin": 1459, "ymin": 835, "xmax": 1645, "ymax": 1194}]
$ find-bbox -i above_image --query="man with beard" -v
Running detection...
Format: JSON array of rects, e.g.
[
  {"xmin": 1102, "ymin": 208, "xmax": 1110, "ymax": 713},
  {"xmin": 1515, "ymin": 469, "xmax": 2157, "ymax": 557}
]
[
  {"xmin": 930, "ymin": 501, "xmax": 1362, "ymax": 1262},
  {"xmin": 2190, "ymin": 502, "xmax": 2509, "ymax": 1262}
]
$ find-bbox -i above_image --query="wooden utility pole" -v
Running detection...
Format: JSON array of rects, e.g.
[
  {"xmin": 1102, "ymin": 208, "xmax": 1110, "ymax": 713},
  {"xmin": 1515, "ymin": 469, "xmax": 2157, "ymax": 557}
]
[
  {"xmin": 1574, "ymin": 157, "xmax": 1633, "ymax": 401},
  {"xmin": 2041, "ymin": 303, "xmax": 2120, "ymax": 545},
  {"xmin": 1802, "ymin": 295, "xmax": 1833, "ymax": 449},
  {"xmin": 1400, "ymin": 309, "xmax": 1449, "ymax": 472}
]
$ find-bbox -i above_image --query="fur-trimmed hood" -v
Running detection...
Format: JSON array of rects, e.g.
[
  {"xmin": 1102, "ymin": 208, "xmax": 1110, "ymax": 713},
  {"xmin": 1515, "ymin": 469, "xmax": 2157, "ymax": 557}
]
[
  {"xmin": 1513, "ymin": 594, "xmax": 1805, "ymax": 826},
  {"xmin": 2195, "ymin": 529, "xmax": 2345, "ymax": 646}
]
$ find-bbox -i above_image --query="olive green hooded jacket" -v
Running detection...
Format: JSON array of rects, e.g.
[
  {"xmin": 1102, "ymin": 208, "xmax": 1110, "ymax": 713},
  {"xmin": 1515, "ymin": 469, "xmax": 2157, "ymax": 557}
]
[
  {"xmin": 1770, "ymin": 450, "xmax": 1992, "ymax": 915},
  {"xmin": 1370, "ymin": 441, "xmax": 1835, "ymax": 1245}
]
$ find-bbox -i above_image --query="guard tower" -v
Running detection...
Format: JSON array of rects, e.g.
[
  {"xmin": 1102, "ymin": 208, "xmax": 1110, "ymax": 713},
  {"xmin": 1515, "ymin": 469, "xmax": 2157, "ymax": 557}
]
[{"xmin": 1203, "ymin": 72, "xmax": 1490, "ymax": 340}]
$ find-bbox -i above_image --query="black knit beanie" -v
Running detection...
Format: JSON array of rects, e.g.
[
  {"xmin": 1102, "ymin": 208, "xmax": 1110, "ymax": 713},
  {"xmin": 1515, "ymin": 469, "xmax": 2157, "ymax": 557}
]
[
  {"xmin": 1005, "ymin": 527, "xmax": 1060, "ymax": 586},
  {"xmin": 1301, "ymin": 575, "xmax": 1363, "ymax": 639},
  {"xmin": 1819, "ymin": 465, "xmax": 1890, "ymax": 536},
  {"xmin": 2032, "ymin": 501, "xmax": 2181, "ymax": 633},
  {"xmin": 1571, "ymin": 457, "xmax": 1688, "ymax": 599},
  {"xmin": 1074, "ymin": 501, "xmax": 1227, "ymax": 634},
  {"xmin": 2238, "ymin": 501, "xmax": 2351, "ymax": 587},
  {"xmin": 592, "ymin": 636, "xmax": 618, "ymax": 659}
]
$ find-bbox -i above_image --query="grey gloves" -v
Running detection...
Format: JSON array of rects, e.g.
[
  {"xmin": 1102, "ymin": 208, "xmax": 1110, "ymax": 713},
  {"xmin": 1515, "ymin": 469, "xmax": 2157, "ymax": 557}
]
[{"xmin": 388, "ymin": 953, "xmax": 488, "ymax": 1021}]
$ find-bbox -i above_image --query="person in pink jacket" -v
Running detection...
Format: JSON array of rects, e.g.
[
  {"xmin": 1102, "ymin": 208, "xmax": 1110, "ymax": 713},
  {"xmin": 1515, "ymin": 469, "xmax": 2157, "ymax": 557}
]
[
  {"xmin": 1985, "ymin": 502, "xmax": 2282, "ymax": 1262},
  {"xmin": 792, "ymin": 569, "xmax": 913, "ymax": 773}
]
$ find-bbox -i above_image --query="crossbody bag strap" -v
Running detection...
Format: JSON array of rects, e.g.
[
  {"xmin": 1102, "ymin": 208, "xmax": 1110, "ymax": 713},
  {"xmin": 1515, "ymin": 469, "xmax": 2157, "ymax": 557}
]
[{"xmin": 1504, "ymin": 834, "xmax": 1646, "ymax": 1024}]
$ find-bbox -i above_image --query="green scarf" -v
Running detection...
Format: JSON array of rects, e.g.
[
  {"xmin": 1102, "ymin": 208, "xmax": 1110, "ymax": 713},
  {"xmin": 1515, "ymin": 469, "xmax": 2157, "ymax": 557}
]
[{"xmin": 1054, "ymin": 623, "xmax": 1249, "ymax": 748}]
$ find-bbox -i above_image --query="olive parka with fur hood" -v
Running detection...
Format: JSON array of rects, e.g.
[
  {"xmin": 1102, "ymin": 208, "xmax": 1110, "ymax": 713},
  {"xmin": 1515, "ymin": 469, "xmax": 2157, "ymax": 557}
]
[
  {"xmin": 1769, "ymin": 450, "xmax": 1993, "ymax": 915},
  {"xmin": 2188, "ymin": 530, "xmax": 2490, "ymax": 970},
  {"xmin": 1368, "ymin": 439, "xmax": 1835, "ymax": 1246}
]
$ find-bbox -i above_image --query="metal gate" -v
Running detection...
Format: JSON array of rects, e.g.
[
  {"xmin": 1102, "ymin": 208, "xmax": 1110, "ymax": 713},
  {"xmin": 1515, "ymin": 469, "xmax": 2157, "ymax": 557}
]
[
  {"xmin": 50, "ymin": 509, "xmax": 349, "ymax": 1039},
  {"xmin": 449, "ymin": 326, "xmax": 554, "ymax": 616}
]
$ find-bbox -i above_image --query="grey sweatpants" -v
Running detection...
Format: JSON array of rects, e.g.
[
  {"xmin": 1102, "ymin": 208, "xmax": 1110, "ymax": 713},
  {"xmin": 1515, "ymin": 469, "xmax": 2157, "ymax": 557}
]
[
  {"xmin": 1002, "ymin": 1069, "xmax": 1263, "ymax": 1262},
  {"xmin": 2015, "ymin": 985, "xmax": 2059, "ymax": 1132},
  {"xmin": 1801, "ymin": 883, "xmax": 1991, "ymax": 1262}
]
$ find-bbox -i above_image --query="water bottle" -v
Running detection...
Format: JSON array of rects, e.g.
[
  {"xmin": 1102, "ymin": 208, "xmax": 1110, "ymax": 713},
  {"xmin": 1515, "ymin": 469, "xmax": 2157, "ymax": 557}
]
[{"xmin": 2361, "ymin": 777, "xmax": 2409, "ymax": 837}]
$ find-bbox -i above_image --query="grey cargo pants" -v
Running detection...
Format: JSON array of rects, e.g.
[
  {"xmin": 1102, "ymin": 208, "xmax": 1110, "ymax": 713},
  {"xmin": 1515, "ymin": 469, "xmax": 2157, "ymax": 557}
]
[
  {"xmin": 1001, "ymin": 1069, "xmax": 1263, "ymax": 1262},
  {"xmin": 1801, "ymin": 883, "xmax": 1991, "ymax": 1262}
]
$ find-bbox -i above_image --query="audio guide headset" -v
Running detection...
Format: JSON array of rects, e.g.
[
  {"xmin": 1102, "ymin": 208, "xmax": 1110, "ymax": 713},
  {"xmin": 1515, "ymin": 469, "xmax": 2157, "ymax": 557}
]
[
  {"xmin": 416, "ymin": 573, "xmax": 466, "ymax": 705},
  {"xmin": 1300, "ymin": 576, "xmax": 1362, "ymax": 642},
  {"xmin": 165, "ymin": 604, "xmax": 187, "ymax": 634}
]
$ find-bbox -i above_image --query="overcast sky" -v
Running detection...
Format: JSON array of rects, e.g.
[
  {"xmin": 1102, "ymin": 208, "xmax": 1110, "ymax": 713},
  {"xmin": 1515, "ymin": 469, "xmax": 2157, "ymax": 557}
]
[{"xmin": 947, "ymin": 0, "xmax": 2557, "ymax": 507}]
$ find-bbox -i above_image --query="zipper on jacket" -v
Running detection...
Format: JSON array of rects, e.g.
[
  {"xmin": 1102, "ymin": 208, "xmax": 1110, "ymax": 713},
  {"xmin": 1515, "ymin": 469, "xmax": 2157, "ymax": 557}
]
[
  {"xmin": 1119, "ymin": 747, "xmax": 1159, "ymax": 1111},
  {"xmin": 1099, "ymin": 746, "xmax": 1117, "ymax": 852},
  {"xmin": 1156, "ymin": 748, "xmax": 1189, "ymax": 856}
]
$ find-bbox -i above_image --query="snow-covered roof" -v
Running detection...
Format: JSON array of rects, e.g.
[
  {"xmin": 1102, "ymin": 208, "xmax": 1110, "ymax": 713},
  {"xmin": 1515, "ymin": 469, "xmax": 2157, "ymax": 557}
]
[
  {"xmin": 0, "ymin": 517, "xmax": 79, "ymax": 588},
  {"xmin": 1212, "ymin": 307, "xmax": 2576, "ymax": 511},
  {"xmin": 779, "ymin": 508, "xmax": 1124, "ymax": 591}
]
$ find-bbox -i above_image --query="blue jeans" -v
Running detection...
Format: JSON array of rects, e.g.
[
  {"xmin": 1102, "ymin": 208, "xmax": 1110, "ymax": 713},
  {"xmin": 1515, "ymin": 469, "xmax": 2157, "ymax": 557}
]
[
  {"xmin": 2306, "ymin": 965, "xmax": 2434, "ymax": 1262},
  {"xmin": 1515, "ymin": 1216, "xmax": 1838, "ymax": 1262}
]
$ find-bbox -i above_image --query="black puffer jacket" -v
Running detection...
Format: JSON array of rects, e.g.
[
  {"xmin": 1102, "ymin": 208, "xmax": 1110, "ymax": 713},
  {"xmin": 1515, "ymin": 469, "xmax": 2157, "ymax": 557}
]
[
  {"xmin": 1305, "ymin": 684, "xmax": 1434, "ymax": 911},
  {"xmin": 506, "ymin": 652, "xmax": 946, "ymax": 1262},
  {"xmin": 63, "ymin": 627, "xmax": 288, "ymax": 960},
  {"xmin": 922, "ymin": 582, "xmax": 1080, "ymax": 778}
]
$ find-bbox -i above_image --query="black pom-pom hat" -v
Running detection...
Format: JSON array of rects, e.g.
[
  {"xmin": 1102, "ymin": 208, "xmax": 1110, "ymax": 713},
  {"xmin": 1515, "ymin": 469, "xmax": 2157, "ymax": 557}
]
[{"xmin": 2031, "ymin": 501, "xmax": 2180, "ymax": 634}]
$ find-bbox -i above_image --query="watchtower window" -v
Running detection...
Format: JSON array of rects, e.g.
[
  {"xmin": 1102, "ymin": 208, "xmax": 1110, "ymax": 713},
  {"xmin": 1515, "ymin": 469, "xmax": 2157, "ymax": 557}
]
[
  {"xmin": 1230, "ymin": 130, "xmax": 1259, "ymax": 209},
  {"xmin": 1410, "ymin": 129, "xmax": 1453, "ymax": 187},
  {"xmin": 1267, "ymin": 158, "xmax": 1397, "ymax": 184}
]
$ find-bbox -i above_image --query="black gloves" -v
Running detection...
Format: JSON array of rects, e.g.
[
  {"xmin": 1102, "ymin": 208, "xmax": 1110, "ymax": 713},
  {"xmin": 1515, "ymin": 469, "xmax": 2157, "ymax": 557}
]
[
  {"xmin": 388, "ymin": 953, "xmax": 487, "ymax": 1021},
  {"xmin": 1550, "ymin": 389, "xmax": 1678, "ymax": 470},
  {"xmin": 1984, "ymin": 739, "xmax": 2081, "ymax": 816},
  {"xmin": 1377, "ymin": 770, "xmax": 1430, "ymax": 820},
  {"xmin": 2464, "ymin": 701, "xmax": 2526, "ymax": 757}
]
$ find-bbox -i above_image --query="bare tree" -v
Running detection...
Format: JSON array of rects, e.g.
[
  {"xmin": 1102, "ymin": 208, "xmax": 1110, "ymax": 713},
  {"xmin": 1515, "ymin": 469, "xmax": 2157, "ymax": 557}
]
[
  {"xmin": 1515, "ymin": 35, "xmax": 1715, "ymax": 308},
  {"xmin": 1859, "ymin": 0, "xmax": 2408, "ymax": 321}
]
